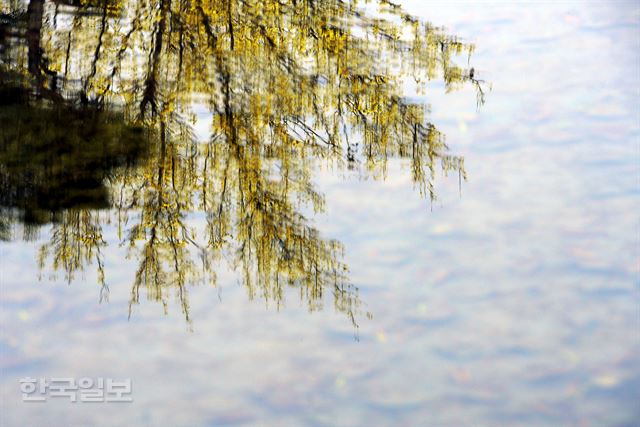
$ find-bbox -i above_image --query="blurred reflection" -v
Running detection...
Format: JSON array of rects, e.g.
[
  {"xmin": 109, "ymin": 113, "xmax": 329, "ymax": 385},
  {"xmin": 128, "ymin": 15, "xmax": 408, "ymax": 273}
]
[
  {"xmin": 0, "ymin": 79, "xmax": 147, "ymax": 229},
  {"xmin": 0, "ymin": 0, "xmax": 483, "ymax": 324}
]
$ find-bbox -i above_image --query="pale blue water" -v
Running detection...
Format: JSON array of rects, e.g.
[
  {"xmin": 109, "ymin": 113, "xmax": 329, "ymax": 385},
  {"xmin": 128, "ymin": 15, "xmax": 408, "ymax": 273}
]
[{"xmin": 1, "ymin": 1, "xmax": 639, "ymax": 426}]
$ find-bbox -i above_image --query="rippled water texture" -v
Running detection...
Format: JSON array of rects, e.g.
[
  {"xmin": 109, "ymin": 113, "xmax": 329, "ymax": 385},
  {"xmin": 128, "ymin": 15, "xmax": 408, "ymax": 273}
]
[{"xmin": 1, "ymin": 1, "xmax": 639, "ymax": 426}]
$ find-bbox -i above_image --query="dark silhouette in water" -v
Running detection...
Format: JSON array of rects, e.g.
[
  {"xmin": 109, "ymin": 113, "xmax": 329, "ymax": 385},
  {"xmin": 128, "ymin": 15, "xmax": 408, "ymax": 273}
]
[{"xmin": 0, "ymin": 83, "xmax": 148, "ymax": 228}]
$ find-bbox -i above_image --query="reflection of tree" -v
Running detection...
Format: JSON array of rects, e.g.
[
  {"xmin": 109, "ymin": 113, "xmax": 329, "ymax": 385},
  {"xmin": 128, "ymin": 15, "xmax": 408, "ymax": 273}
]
[
  {"xmin": 114, "ymin": 112, "xmax": 356, "ymax": 325},
  {"xmin": 37, "ymin": 209, "xmax": 110, "ymax": 300},
  {"xmin": 1, "ymin": 0, "xmax": 485, "ymax": 324}
]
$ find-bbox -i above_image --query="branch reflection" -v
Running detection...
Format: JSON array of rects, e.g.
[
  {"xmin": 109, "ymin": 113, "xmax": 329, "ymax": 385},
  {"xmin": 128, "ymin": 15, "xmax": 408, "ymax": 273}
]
[{"xmin": 0, "ymin": 0, "xmax": 485, "ymax": 325}]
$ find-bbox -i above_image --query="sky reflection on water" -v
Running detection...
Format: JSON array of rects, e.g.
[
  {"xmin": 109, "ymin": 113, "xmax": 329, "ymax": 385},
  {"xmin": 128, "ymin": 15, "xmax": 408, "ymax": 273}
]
[{"xmin": 1, "ymin": 1, "xmax": 639, "ymax": 426}]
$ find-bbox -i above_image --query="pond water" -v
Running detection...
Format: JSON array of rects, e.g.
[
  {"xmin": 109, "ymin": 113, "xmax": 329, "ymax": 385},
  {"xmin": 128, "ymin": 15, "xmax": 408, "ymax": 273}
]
[{"xmin": 1, "ymin": 1, "xmax": 638, "ymax": 426}]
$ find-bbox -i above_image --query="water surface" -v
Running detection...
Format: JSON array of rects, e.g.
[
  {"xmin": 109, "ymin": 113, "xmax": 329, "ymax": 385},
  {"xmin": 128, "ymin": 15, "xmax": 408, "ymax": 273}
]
[{"xmin": 0, "ymin": 1, "xmax": 638, "ymax": 426}]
